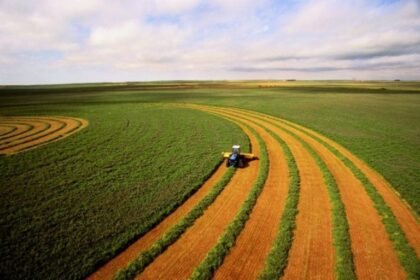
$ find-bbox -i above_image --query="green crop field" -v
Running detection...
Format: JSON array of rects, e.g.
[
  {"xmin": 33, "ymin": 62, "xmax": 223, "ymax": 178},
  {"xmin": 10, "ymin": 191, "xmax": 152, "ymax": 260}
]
[
  {"xmin": 1, "ymin": 80, "xmax": 419, "ymax": 279},
  {"xmin": 0, "ymin": 101, "xmax": 249, "ymax": 279}
]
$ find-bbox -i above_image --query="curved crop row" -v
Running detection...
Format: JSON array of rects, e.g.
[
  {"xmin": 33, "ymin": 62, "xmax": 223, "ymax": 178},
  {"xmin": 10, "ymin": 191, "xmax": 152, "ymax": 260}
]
[
  {"xmin": 257, "ymin": 128, "xmax": 300, "ymax": 280},
  {"xmin": 0, "ymin": 116, "xmax": 88, "ymax": 155},
  {"xmin": 0, "ymin": 120, "xmax": 48, "ymax": 147},
  {"xmin": 266, "ymin": 123, "xmax": 356, "ymax": 279},
  {"xmin": 282, "ymin": 122, "xmax": 419, "ymax": 279},
  {"xmin": 0, "ymin": 119, "xmax": 59, "ymax": 150},
  {"xmin": 234, "ymin": 107, "xmax": 418, "ymax": 279},
  {"xmin": 190, "ymin": 122, "xmax": 269, "ymax": 280},
  {"xmin": 0, "ymin": 123, "xmax": 32, "ymax": 140},
  {"xmin": 214, "ymin": 107, "xmax": 354, "ymax": 279},
  {"xmin": 114, "ymin": 168, "xmax": 236, "ymax": 279}
]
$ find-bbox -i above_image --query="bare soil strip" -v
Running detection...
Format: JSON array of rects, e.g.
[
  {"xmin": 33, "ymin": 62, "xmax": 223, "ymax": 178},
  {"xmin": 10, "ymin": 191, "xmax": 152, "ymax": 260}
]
[
  {"xmin": 241, "ymin": 110, "xmax": 407, "ymax": 279},
  {"xmin": 0, "ymin": 116, "xmax": 88, "ymax": 155},
  {"xmin": 88, "ymin": 165, "xmax": 228, "ymax": 280},
  {"xmin": 249, "ymin": 109, "xmax": 420, "ymax": 257},
  {"xmin": 215, "ymin": 108, "xmax": 335, "ymax": 279},
  {"xmin": 137, "ymin": 124, "xmax": 260, "ymax": 280},
  {"xmin": 0, "ymin": 123, "xmax": 28, "ymax": 139},
  {"xmin": 0, "ymin": 125, "xmax": 17, "ymax": 137},
  {"xmin": 206, "ymin": 111, "xmax": 290, "ymax": 280},
  {"xmin": 280, "ymin": 118, "xmax": 420, "ymax": 256},
  {"xmin": 0, "ymin": 122, "xmax": 38, "ymax": 143},
  {"xmin": 0, "ymin": 119, "xmax": 58, "ymax": 149}
]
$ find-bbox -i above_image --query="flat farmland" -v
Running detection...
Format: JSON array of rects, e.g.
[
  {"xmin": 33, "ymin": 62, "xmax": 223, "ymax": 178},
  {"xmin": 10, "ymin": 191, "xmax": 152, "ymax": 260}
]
[{"xmin": 0, "ymin": 81, "xmax": 419, "ymax": 279}]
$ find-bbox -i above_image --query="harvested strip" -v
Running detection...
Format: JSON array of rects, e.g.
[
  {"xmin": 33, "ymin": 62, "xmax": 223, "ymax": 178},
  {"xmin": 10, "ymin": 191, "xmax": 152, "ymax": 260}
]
[
  {"xmin": 0, "ymin": 125, "xmax": 17, "ymax": 137},
  {"xmin": 218, "ymin": 108, "xmax": 335, "ymax": 280},
  {"xmin": 0, "ymin": 121, "xmax": 32, "ymax": 140},
  {"xmin": 248, "ymin": 108, "xmax": 420, "ymax": 256},
  {"xmin": 90, "ymin": 164, "xmax": 229, "ymax": 280},
  {"xmin": 249, "ymin": 110, "xmax": 419, "ymax": 277},
  {"xmin": 115, "ymin": 168, "xmax": 236, "ymax": 280},
  {"xmin": 197, "ymin": 109, "xmax": 289, "ymax": 279},
  {"xmin": 271, "ymin": 117, "xmax": 407, "ymax": 279},
  {"xmin": 258, "ymin": 130, "xmax": 300, "ymax": 280},
  {"xmin": 0, "ymin": 116, "xmax": 88, "ymax": 155},
  {"xmin": 0, "ymin": 121, "xmax": 40, "ymax": 144},
  {"xmin": 0, "ymin": 119, "xmax": 57, "ymax": 149},
  {"xmin": 136, "ymin": 124, "xmax": 260, "ymax": 280},
  {"xmin": 190, "ymin": 118, "xmax": 269, "ymax": 279},
  {"xmin": 226, "ymin": 107, "xmax": 355, "ymax": 279},
  {"xmin": 0, "ymin": 119, "xmax": 65, "ymax": 152},
  {"xmin": 281, "ymin": 118, "xmax": 420, "ymax": 256}
]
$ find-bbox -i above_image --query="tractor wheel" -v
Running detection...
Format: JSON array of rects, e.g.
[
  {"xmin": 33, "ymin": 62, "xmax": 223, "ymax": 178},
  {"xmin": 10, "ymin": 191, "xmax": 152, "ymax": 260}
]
[{"xmin": 226, "ymin": 160, "xmax": 230, "ymax": 167}]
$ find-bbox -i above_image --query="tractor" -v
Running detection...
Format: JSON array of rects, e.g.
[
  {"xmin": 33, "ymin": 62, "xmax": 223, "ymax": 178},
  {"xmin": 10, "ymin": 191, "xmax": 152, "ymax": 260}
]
[{"xmin": 222, "ymin": 145, "xmax": 255, "ymax": 168}]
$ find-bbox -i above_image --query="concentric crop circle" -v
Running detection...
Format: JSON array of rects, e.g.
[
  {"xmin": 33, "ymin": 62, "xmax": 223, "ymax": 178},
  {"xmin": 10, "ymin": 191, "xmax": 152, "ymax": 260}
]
[{"xmin": 0, "ymin": 116, "xmax": 88, "ymax": 155}]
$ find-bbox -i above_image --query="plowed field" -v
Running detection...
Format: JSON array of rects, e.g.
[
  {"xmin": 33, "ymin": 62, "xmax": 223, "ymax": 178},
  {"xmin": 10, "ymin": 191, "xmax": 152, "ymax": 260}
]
[{"xmin": 92, "ymin": 105, "xmax": 419, "ymax": 280}]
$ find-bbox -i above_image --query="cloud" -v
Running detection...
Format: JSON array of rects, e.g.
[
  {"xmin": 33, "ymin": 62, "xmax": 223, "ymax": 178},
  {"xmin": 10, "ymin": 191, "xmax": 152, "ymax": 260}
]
[
  {"xmin": 152, "ymin": 0, "xmax": 201, "ymax": 14},
  {"xmin": 1, "ymin": 0, "xmax": 420, "ymax": 84}
]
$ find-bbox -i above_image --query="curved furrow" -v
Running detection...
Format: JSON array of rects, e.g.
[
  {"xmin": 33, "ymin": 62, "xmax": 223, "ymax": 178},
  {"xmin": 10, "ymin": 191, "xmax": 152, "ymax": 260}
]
[
  {"xmin": 88, "ymin": 165, "xmax": 229, "ymax": 280},
  {"xmin": 0, "ymin": 121, "xmax": 41, "ymax": 145},
  {"xmin": 209, "ymin": 111, "xmax": 289, "ymax": 278},
  {"xmin": 232, "ymin": 108, "xmax": 407, "ymax": 279},
  {"xmin": 244, "ymin": 108, "xmax": 420, "ymax": 256},
  {"xmin": 0, "ymin": 116, "xmax": 88, "ymax": 155},
  {"xmin": 0, "ymin": 123, "xmax": 30, "ymax": 140},
  {"xmin": 0, "ymin": 118, "xmax": 65, "ymax": 152},
  {"xmin": 136, "ymin": 124, "xmax": 260, "ymax": 280},
  {"xmin": 0, "ymin": 125, "xmax": 17, "ymax": 137},
  {"xmin": 190, "ymin": 107, "xmax": 288, "ymax": 279},
  {"xmin": 208, "ymin": 107, "xmax": 335, "ymax": 279},
  {"xmin": 279, "ymin": 118, "xmax": 420, "ymax": 256}
]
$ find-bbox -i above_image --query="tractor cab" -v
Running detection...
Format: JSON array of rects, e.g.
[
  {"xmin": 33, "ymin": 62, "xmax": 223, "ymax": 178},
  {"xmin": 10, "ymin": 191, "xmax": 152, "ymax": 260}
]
[
  {"xmin": 222, "ymin": 145, "xmax": 255, "ymax": 168},
  {"xmin": 231, "ymin": 145, "xmax": 241, "ymax": 155}
]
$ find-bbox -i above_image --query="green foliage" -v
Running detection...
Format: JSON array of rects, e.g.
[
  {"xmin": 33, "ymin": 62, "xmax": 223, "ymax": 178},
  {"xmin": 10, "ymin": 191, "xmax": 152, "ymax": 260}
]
[
  {"xmin": 1, "ymin": 81, "xmax": 419, "ymax": 279},
  {"xmin": 190, "ymin": 124, "xmax": 269, "ymax": 280},
  {"xmin": 114, "ymin": 167, "xmax": 236, "ymax": 280},
  {"xmin": 0, "ymin": 104, "xmax": 249, "ymax": 280},
  {"xmin": 257, "ymin": 129, "xmax": 300, "ymax": 280},
  {"xmin": 282, "ymin": 121, "xmax": 419, "ymax": 279},
  {"xmin": 265, "ymin": 123, "xmax": 356, "ymax": 279}
]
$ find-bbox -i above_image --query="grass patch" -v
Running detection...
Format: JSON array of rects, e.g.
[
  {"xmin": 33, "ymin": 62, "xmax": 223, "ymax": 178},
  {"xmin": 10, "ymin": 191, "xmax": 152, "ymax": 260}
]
[
  {"xmin": 190, "ymin": 123, "xmax": 269, "ymax": 280},
  {"xmin": 276, "ymin": 119, "xmax": 419, "ymax": 279},
  {"xmin": 114, "ymin": 167, "xmax": 236, "ymax": 280}
]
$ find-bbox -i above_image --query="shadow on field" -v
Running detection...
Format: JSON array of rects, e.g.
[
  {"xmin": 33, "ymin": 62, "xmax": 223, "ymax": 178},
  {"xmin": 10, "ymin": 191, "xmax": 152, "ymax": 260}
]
[{"xmin": 226, "ymin": 157, "xmax": 258, "ymax": 169}]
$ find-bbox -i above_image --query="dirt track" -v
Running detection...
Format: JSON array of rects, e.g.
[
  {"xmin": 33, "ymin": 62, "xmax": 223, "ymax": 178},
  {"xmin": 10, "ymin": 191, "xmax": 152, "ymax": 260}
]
[
  {"xmin": 0, "ymin": 116, "xmax": 88, "ymax": 155},
  {"xmin": 89, "ymin": 104, "xmax": 418, "ymax": 279}
]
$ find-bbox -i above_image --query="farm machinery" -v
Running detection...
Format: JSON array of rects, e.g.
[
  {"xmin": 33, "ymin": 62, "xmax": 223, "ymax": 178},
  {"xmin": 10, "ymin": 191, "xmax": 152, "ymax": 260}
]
[{"xmin": 222, "ymin": 145, "xmax": 255, "ymax": 168}]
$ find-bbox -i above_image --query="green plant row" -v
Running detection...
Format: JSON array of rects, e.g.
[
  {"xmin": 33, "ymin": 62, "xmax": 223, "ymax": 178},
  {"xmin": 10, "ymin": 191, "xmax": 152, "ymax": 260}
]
[
  {"xmin": 265, "ymin": 121, "xmax": 356, "ymax": 279},
  {"xmin": 231, "ymin": 111, "xmax": 355, "ymax": 279},
  {"xmin": 114, "ymin": 167, "xmax": 236, "ymax": 280},
  {"xmin": 190, "ymin": 123, "xmax": 269, "ymax": 280},
  {"xmin": 275, "ymin": 118, "xmax": 419, "ymax": 279},
  {"xmin": 257, "ymin": 128, "xmax": 300, "ymax": 279}
]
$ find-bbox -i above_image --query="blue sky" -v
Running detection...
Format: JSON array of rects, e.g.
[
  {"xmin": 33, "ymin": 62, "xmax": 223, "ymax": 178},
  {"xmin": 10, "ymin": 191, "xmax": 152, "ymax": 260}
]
[{"xmin": 0, "ymin": 0, "xmax": 419, "ymax": 84}]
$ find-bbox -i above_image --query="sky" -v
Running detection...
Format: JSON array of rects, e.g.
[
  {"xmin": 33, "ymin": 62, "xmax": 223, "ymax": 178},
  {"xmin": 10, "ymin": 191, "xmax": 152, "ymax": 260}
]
[{"xmin": 0, "ymin": 0, "xmax": 420, "ymax": 84}]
